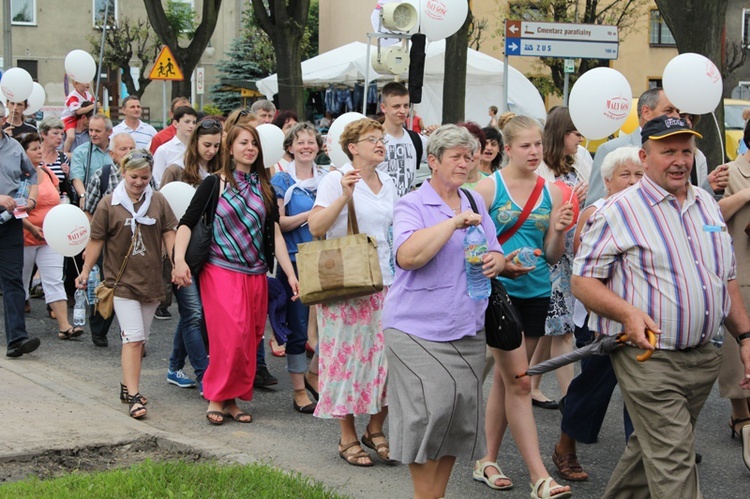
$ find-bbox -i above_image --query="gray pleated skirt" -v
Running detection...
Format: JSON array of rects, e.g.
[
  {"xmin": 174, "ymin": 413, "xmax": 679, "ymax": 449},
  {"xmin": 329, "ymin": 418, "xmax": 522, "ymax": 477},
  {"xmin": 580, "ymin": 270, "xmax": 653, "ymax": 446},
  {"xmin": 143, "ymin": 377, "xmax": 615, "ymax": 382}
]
[{"xmin": 384, "ymin": 328, "xmax": 487, "ymax": 465}]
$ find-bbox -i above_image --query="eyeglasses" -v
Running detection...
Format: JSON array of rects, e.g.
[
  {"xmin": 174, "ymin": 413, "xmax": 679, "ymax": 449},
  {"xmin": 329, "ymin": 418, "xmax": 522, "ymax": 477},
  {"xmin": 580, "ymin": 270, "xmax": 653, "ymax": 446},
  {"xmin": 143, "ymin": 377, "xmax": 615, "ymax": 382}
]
[
  {"xmin": 567, "ymin": 131, "xmax": 583, "ymax": 138},
  {"xmin": 357, "ymin": 136, "xmax": 388, "ymax": 145},
  {"xmin": 199, "ymin": 119, "xmax": 222, "ymax": 130},
  {"xmin": 128, "ymin": 151, "xmax": 154, "ymax": 163}
]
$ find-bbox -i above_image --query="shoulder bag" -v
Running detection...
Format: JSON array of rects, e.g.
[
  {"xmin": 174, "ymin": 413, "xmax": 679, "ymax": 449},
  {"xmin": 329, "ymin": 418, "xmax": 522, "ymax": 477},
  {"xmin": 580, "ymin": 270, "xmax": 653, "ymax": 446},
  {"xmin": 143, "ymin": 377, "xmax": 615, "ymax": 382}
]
[
  {"xmin": 184, "ymin": 176, "xmax": 221, "ymax": 274},
  {"xmin": 462, "ymin": 188, "xmax": 523, "ymax": 351},
  {"xmin": 296, "ymin": 197, "xmax": 383, "ymax": 305},
  {"xmin": 95, "ymin": 226, "xmax": 138, "ymax": 320}
]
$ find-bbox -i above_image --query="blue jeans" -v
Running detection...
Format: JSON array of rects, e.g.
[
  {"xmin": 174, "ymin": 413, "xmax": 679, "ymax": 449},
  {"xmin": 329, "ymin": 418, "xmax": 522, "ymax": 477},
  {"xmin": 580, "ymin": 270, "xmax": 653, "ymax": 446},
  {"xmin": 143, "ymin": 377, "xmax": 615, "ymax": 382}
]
[
  {"xmin": 169, "ymin": 279, "xmax": 208, "ymax": 381},
  {"xmin": 277, "ymin": 261, "xmax": 309, "ymax": 374},
  {"xmin": 0, "ymin": 218, "xmax": 29, "ymax": 347}
]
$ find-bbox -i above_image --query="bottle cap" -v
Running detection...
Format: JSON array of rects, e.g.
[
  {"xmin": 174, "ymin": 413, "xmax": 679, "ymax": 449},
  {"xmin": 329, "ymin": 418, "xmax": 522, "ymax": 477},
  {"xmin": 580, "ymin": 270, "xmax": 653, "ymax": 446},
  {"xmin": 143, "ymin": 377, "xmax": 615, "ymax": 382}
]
[{"xmin": 533, "ymin": 249, "xmax": 542, "ymax": 256}]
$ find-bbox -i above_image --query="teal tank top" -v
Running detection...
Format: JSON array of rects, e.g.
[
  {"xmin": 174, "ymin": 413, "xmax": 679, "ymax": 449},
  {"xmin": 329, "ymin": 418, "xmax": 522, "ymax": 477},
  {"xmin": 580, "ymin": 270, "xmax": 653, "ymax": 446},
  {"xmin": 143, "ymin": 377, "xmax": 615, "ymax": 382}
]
[{"xmin": 489, "ymin": 170, "xmax": 552, "ymax": 299}]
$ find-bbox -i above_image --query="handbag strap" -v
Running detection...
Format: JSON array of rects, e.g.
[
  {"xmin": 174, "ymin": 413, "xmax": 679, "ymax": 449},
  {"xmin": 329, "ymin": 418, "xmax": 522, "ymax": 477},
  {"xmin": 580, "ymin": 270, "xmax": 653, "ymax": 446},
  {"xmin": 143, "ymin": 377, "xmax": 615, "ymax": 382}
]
[
  {"xmin": 112, "ymin": 225, "xmax": 139, "ymax": 287},
  {"xmin": 201, "ymin": 176, "xmax": 222, "ymax": 224},
  {"xmin": 461, "ymin": 188, "xmax": 478, "ymax": 214},
  {"xmin": 498, "ymin": 176, "xmax": 545, "ymax": 245},
  {"xmin": 346, "ymin": 197, "xmax": 360, "ymax": 235}
]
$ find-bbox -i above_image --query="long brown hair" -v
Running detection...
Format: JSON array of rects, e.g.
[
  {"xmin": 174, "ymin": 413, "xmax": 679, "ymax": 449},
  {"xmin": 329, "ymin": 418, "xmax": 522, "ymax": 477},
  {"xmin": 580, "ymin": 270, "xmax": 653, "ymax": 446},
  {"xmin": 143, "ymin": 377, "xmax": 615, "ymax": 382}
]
[
  {"xmin": 221, "ymin": 123, "xmax": 274, "ymax": 214},
  {"xmin": 183, "ymin": 120, "xmax": 223, "ymax": 186},
  {"xmin": 543, "ymin": 106, "xmax": 576, "ymax": 177}
]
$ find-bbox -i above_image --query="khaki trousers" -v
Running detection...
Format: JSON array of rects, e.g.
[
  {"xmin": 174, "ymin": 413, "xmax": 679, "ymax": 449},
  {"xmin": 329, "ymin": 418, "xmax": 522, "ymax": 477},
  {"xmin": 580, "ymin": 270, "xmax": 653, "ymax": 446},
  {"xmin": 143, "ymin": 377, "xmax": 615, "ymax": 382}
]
[{"xmin": 603, "ymin": 343, "xmax": 721, "ymax": 499}]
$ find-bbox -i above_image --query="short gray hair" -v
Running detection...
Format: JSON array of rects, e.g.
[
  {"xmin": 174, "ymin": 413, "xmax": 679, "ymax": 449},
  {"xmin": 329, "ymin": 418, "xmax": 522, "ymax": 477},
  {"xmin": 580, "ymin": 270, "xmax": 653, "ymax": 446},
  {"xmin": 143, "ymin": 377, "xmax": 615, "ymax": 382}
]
[
  {"xmin": 38, "ymin": 116, "xmax": 64, "ymax": 135},
  {"xmin": 0, "ymin": 101, "xmax": 5, "ymax": 116},
  {"xmin": 250, "ymin": 99, "xmax": 276, "ymax": 114},
  {"xmin": 426, "ymin": 124, "xmax": 479, "ymax": 163},
  {"xmin": 89, "ymin": 114, "xmax": 113, "ymax": 131},
  {"xmin": 600, "ymin": 146, "xmax": 642, "ymax": 182},
  {"xmin": 637, "ymin": 88, "xmax": 662, "ymax": 119}
]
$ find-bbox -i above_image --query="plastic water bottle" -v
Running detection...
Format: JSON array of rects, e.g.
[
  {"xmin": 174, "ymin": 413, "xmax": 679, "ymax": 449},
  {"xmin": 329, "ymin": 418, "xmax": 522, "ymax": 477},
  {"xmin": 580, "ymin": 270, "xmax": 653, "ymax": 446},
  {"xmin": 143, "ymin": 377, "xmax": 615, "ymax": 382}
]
[
  {"xmin": 73, "ymin": 289, "xmax": 87, "ymax": 326},
  {"xmin": 60, "ymin": 192, "xmax": 70, "ymax": 204},
  {"xmin": 512, "ymin": 247, "xmax": 542, "ymax": 267},
  {"xmin": 87, "ymin": 265, "xmax": 100, "ymax": 305},
  {"xmin": 16, "ymin": 177, "xmax": 30, "ymax": 200},
  {"xmin": 464, "ymin": 225, "xmax": 491, "ymax": 300}
]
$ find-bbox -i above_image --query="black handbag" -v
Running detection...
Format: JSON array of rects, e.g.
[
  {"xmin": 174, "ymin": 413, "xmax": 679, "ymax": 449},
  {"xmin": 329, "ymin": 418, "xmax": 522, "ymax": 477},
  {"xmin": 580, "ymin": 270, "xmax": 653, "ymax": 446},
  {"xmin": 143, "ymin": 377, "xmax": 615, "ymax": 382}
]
[
  {"xmin": 184, "ymin": 177, "xmax": 221, "ymax": 274},
  {"xmin": 461, "ymin": 188, "xmax": 524, "ymax": 351}
]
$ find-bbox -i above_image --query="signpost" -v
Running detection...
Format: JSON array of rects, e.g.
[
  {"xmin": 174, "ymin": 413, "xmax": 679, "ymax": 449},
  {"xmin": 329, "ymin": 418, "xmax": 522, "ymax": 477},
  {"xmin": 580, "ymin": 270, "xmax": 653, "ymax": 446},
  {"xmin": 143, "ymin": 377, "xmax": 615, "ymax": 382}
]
[
  {"xmin": 148, "ymin": 46, "xmax": 184, "ymax": 128},
  {"xmin": 502, "ymin": 20, "xmax": 619, "ymax": 112},
  {"xmin": 196, "ymin": 67, "xmax": 204, "ymax": 110}
]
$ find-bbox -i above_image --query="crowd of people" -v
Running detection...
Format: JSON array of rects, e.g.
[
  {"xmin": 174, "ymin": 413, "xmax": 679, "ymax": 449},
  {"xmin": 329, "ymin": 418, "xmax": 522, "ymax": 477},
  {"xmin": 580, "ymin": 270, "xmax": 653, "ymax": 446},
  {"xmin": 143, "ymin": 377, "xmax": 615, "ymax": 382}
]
[{"xmin": 2, "ymin": 80, "xmax": 750, "ymax": 499}]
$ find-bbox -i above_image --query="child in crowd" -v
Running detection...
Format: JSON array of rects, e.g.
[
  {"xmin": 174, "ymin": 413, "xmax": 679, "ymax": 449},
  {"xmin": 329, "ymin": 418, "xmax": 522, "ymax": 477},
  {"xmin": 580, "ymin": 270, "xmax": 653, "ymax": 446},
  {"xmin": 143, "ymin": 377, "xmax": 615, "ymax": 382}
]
[{"xmin": 61, "ymin": 80, "xmax": 95, "ymax": 153}]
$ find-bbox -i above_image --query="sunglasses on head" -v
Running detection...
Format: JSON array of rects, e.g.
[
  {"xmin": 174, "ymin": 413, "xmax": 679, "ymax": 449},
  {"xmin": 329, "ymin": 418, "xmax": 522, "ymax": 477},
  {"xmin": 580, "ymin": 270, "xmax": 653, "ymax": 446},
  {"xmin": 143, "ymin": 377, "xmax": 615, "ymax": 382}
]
[
  {"xmin": 128, "ymin": 151, "xmax": 153, "ymax": 163},
  {"xmin": 199, "ymin": 119, "xmax": 222, "ymax": 130}
]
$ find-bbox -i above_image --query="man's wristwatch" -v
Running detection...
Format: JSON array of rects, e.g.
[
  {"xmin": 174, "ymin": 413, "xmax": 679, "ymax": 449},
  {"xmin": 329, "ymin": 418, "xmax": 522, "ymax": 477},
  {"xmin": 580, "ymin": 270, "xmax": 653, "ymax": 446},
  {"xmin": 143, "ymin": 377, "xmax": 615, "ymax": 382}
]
[
  {"xmin": 736, "ymin": 332, "xmax": 750, "ymax": 344},
  {"xmin": 78, "ymin": 192, "xmax": 85, "ymax": 198}
]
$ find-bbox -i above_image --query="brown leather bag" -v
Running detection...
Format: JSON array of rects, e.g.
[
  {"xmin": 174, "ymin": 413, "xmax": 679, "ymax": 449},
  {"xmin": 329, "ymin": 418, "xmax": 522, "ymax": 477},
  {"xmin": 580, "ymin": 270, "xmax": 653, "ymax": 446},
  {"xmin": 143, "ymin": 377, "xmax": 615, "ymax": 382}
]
[{"xmin": 95, "ymin": 226, "xmax": 138, "ymax": 319}]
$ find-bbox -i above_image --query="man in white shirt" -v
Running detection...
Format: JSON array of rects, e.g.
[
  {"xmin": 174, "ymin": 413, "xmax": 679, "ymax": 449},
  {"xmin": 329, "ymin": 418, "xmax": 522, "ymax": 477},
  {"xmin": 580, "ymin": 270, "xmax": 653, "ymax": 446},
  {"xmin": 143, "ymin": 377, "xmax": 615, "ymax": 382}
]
[
  {"xmin": 152, "ymin": 106, "xmax": 197, "ymax": 188},
  {"xmin": 377, "ymin": 82, "xmax": 427, "ymax": 197},
  {"xmin": 111, "ymin": 96, "xmax": 157, "ymax": 150}
]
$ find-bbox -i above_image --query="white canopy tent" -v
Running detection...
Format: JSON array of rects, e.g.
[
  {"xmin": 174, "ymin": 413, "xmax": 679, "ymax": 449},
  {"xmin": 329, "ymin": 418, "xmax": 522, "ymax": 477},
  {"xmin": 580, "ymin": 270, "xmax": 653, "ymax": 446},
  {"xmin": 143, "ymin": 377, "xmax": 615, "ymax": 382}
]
[{"xmin": 257, "ymin": 41, "xmax": 547, "ymax": 126}]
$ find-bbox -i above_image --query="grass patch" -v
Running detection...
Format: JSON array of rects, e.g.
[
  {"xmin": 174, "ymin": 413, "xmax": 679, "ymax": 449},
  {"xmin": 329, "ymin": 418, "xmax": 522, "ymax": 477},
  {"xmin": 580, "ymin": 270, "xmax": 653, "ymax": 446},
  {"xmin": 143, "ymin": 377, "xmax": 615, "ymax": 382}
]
[{"xmin": 0, "ymin": 459, "xmax": 349, "ymax": 498}]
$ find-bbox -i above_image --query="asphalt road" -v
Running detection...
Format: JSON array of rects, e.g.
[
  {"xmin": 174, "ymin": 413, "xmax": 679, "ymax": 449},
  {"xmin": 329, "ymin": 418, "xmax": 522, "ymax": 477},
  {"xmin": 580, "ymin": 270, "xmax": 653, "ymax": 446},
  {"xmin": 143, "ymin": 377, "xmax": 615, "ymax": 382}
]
[{"xmin": 5, "ymin": 298, "xmax": 750, "ymax": 498}]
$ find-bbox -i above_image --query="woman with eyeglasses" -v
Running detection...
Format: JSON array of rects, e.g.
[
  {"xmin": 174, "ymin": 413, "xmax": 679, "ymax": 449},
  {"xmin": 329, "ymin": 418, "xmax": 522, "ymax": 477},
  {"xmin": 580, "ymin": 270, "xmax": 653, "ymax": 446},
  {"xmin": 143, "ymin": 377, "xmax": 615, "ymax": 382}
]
[
  {"xmin": 529, "ymin": 106, "xmax": 591, "ymax": 409},
  {"xmin": 307, "ymin": 118, "xmax": 398, "ymax": 467},
  {"xmin": 271, "ymin": 122, "xmax": 326, "ymax": 413},
  {"xmin": 172, "ymin": 124, "xmax": 299, "ymax": 426},
  {"xmin": 160, "ymin": 118, "xmax": 223, "ymax": 394},
  {"xmin": 77, "ymin": 149, "xmax": 178, "ymax": 419},
  {"xmin": 17, "ymin": 133, "xmax": 81, "ymax": 339}
]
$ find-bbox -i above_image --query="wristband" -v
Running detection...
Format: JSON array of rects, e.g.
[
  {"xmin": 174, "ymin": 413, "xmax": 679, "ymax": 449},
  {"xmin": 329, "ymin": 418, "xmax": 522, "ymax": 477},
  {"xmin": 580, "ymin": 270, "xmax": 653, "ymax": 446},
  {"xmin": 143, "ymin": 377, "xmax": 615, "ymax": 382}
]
[
  {"xmin": 28, "ymin": 198, "xmax": 37, "ymax": 207},
  {"xmin": 737, "ymin": 332, "xmax": 750, "ymax": 344}
]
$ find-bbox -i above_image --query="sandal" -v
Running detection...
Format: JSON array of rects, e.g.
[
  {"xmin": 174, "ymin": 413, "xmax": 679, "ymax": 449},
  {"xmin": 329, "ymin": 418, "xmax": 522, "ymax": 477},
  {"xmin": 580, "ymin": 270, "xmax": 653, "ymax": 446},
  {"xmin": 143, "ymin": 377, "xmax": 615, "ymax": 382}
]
[
  {"xmin": 206, "ymin": 411, "xmax": 225, "ymax": 425},
  {"xmin": 472, "ymin": 460, "xmax": 513, "ymax": 490},
  {"xmin": 222, "ymin": 403, "xmax": 253, "ymax": 423},
  {"xmin": 269, "ymin": 338, "xmax": 286, "ymax": 357},
  {"xmin": 120, "ymin": 383, "xmax": 148, "ymax": 406},
  {"xmin": 58, "ymin": 327, "xmax": 84, "ymax": 340},
  {"xmin": 730, "ymin": 416, "xmax": 750, "ymax": 438},
  {"xmin": 552, "ymin": 445, "xmax": 589, "ymax": 481},
  {"xmin": 338, "ymin": 440, "xmax": 374, "ymax": 467},
  {"xmin": 742, "ymin": 425, "xmax": 750, "ymax": 471},
  {"xmin": 530, "ymin": 477, "xmax": 572, "ymax": 499},
  {"xmin": 361, "ymin": 429, "xmax": 398, "ymax": 465},
  {"xmin": 128, "ymin": 395, "xmax": 147, "ymax": 419}
]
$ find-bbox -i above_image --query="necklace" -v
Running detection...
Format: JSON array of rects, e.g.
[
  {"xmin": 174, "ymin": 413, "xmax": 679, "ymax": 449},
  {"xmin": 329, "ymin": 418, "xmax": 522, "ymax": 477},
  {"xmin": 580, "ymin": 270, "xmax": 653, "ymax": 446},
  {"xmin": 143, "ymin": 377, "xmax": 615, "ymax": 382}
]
[{"xmin": 451, "ymin": 204, "xmax": 461, "ymax": 214}]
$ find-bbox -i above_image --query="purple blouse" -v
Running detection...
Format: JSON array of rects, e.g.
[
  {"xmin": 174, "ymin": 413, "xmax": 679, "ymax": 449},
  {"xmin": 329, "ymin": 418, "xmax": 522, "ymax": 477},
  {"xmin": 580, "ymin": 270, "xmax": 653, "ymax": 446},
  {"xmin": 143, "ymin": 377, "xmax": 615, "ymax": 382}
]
[{"xmin": 382, "ymin": 181, "xmax": 503, "ymax": 342}]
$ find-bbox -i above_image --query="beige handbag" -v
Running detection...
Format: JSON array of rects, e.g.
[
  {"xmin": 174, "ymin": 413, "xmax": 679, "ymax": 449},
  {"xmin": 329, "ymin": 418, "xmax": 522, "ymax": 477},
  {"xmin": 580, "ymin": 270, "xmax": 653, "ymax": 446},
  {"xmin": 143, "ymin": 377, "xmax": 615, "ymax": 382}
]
[
  {"xmin": 297, "ymin": 198, "xmax": 383, "ymax": 305},
  {"xmin": 95, "ymin": 227, "xmax": 138, "ymax": 319}
]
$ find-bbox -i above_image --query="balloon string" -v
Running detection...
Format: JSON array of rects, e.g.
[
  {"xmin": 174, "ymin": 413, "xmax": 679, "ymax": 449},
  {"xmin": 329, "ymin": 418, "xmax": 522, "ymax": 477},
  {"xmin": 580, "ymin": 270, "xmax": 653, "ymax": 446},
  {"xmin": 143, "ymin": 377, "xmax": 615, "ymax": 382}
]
[{"xmin": 711, "ymin": 111, "xmax": 725, "ymax": 161}]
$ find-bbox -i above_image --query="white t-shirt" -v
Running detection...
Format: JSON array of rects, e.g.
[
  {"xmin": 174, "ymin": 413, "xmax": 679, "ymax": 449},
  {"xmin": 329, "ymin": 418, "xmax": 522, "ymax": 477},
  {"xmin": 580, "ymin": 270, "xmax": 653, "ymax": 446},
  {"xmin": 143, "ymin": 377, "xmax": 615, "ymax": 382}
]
[
  {"xmin": 314, "ymin": 163, "xmax": 398, "ymax": 286},
  {"xmin": 152, "ymin": 136, "xmax": 187, "ymax": 188},
  {"xmin": 377, "ymin": 130, "xmax": 427, "ymax": 197}
]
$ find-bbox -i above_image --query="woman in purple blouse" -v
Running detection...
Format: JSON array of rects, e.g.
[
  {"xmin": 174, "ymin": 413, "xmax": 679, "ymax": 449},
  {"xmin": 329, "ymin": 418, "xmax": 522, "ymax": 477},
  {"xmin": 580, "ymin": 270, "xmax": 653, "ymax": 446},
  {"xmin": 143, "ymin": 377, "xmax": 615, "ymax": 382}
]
[{"xmin": 382, "ymin": 125, "xmax": 505, "ymax": 499}]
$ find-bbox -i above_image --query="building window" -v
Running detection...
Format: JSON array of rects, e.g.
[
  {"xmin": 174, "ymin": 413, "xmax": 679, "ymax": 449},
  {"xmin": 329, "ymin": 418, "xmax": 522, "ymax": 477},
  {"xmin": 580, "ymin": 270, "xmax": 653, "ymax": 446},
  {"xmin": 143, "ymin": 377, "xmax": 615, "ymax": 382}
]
[
  {"xmin": 743, "ymin": 9, "xmax": 750, "ymax": 48},
  {"xmin": 17, "ymin": 60, "xmax": 38, "ymax": 81},
  {"xmin": 11, "ymin": 0, "xmax": 36, "ymax": 25},
  {"xmin": 648, "ymin": 78, "xmax": 662, "ymax": 89},
  {"xmin": 93, "ymin": 0, "xmax": 117, "ymax": 28},
  {"xmin": 649, "ymin": 10, "xmax": 675, "ymax": 47}
]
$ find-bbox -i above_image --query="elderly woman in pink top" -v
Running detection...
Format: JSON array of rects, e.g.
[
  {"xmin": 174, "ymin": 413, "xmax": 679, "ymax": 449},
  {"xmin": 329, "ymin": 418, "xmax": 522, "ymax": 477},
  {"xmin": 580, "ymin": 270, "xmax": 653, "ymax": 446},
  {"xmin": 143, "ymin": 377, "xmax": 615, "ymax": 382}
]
[{"xmin": 382, "ymin": 124, "xmax": 505, "ymax": 499}]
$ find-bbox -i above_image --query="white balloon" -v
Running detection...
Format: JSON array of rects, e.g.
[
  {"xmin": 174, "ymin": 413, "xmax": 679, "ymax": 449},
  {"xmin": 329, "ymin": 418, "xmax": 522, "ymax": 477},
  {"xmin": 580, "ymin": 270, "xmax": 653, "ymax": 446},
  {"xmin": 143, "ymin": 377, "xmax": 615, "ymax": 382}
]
[
  {"xmin": 325, "ymin": 112, "xmax": 367, "ymax": 167},
  {"xmin": 420, "ymin": 0, "xmax": 469, "ymax": 42},
  {"xmin": 662, "ymin": 53, "xmax": 723, "ymax": 115},
  {"xmin": 43, "ymin": 205, "xmax": 91, "ymax": 257},
  {"xmin": 1, "ymin": 67, "xmax": 34, "ymax": 102},
  {"xmin": 159, "ymin": 182, "xmax": 196, "ymax": 221},
  {"xmin": 24, "ymin": 83, "xmax": 46, "ymax": 115},
  {"xmin": 256, "ymin": 124, "xmax": 286, "ymax": 169},
  {"xmin": 64, "ymin": 50, "xmax": 97, "ymax": 83},
  {"xmin": 569, "ymin": 67, "xmax": 633, "ymax": 140}
]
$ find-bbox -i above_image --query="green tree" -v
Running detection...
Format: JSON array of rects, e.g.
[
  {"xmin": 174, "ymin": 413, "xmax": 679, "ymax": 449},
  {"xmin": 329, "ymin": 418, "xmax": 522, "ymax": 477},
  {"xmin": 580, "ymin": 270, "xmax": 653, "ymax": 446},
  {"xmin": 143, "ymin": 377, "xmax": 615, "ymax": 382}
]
[
  {"xmin": 88, "ymin": 17, "xmax": 160, "ymax": 99},
  {"xmin": 250, "ymin": 0, "xmax": 311, "ymax": 116},
  {"xmin": 144, "ymin": 0, "xmax": 223, "ymax": 98},
  {"xmin": 210, "ymin": 38, "xmax": 264, "ymax": 114}
]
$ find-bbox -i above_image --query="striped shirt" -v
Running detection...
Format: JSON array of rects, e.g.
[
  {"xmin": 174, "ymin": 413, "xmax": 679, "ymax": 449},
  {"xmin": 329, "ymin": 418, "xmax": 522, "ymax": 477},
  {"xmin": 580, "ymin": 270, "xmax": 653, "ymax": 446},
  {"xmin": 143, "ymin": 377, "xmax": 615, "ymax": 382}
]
[
  {"xmin": 574, "ymin": 175, "xmax": 736, "ymax": 351},
  {"xmin": 208, "ymin": 171, "xmax": 267, "ymax": 275},
  {"xmin": 112, "ymin": 120, "xmax": 158, "ymax": 150}
]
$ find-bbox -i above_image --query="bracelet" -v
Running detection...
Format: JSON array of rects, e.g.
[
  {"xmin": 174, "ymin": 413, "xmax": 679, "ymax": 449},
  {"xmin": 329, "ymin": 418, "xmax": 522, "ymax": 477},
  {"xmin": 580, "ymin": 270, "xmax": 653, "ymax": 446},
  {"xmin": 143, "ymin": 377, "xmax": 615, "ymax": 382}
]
[
  {"xmin": 737, "ymin": 332, "xmax": 750, "ymax": 344},
  {"xmin": 28, "ymin": 198, "xmax": 37, "ymax": 207},
  {"xmin": 82, "ymin": 263, "xmax": 91, "ymax": 272}
]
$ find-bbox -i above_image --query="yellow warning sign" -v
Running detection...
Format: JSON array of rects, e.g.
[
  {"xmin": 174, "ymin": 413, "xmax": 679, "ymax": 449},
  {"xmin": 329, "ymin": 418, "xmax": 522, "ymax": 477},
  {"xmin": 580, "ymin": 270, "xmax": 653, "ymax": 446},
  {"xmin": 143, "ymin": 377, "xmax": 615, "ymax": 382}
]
[{"xmin": 148, "ymin": 46, "xmax": 184, "ymax": 81}]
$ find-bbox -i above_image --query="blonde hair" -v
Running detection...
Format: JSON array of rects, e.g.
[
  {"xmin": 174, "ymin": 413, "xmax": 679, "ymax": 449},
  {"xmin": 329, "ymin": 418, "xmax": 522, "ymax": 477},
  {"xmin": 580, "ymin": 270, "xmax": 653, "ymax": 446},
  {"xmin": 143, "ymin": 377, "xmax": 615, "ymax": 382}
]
[
  {"xmin": 502, "ymin": 115, "xmax": 543, "ymax": 146},
  {"xmin": 339, "ymin": 118, "xmax": 384, "ymax": 161},
  {"xmin": 121, "ymin": 149, "xmax": 154, "ymax": 172}
]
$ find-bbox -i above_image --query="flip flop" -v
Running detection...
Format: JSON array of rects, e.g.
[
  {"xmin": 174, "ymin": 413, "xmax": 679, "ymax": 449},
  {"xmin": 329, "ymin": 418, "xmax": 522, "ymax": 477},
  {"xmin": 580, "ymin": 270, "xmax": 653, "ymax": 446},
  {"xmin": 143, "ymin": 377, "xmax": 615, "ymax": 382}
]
[
  {"xmin": 58, "ymin": 327, "xmax": 84, "ymax": 340},
  {"xmin": 206, "ymin": 411, "xmax": 225, "ymax": 425}
]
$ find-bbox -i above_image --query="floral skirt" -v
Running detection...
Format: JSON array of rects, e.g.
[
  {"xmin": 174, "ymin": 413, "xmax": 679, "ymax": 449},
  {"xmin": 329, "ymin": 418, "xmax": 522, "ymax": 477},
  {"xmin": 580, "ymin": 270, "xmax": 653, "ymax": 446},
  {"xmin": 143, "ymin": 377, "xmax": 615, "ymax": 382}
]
[{"xmin": 313, "ymin": 290, "xmax": 388, "ymax": 419}]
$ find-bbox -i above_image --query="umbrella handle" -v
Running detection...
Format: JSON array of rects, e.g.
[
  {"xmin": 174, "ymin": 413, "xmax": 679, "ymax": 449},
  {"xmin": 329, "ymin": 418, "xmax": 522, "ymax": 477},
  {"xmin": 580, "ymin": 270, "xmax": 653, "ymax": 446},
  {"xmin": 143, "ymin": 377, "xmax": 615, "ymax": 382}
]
[{"xmin": 636, "ymin": 329, "xmax": 657, "ymax": 362}]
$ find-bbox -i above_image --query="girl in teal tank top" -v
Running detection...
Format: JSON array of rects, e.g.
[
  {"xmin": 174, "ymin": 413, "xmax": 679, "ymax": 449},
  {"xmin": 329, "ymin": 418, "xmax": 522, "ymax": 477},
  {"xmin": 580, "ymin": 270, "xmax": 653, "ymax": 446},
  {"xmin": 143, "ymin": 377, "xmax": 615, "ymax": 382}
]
[{"xmin": 472, "ymin": 116, "xmax": 575, "ymax": 498}]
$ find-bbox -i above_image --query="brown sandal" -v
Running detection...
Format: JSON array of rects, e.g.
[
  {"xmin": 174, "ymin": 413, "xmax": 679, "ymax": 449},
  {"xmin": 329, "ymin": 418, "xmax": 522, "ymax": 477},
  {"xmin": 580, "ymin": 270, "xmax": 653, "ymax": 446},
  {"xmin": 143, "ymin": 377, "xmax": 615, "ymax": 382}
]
[
  {"xmin": 552, "ymin": 445, "xmax": 589, "ymax": 481},
  {"xmin": 361, "ymin": 430, "xmax": 398, "ymax": 465},
  {"xmin": 338, "ymin": 440, "xmax": 374, "ymax": 467}
]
